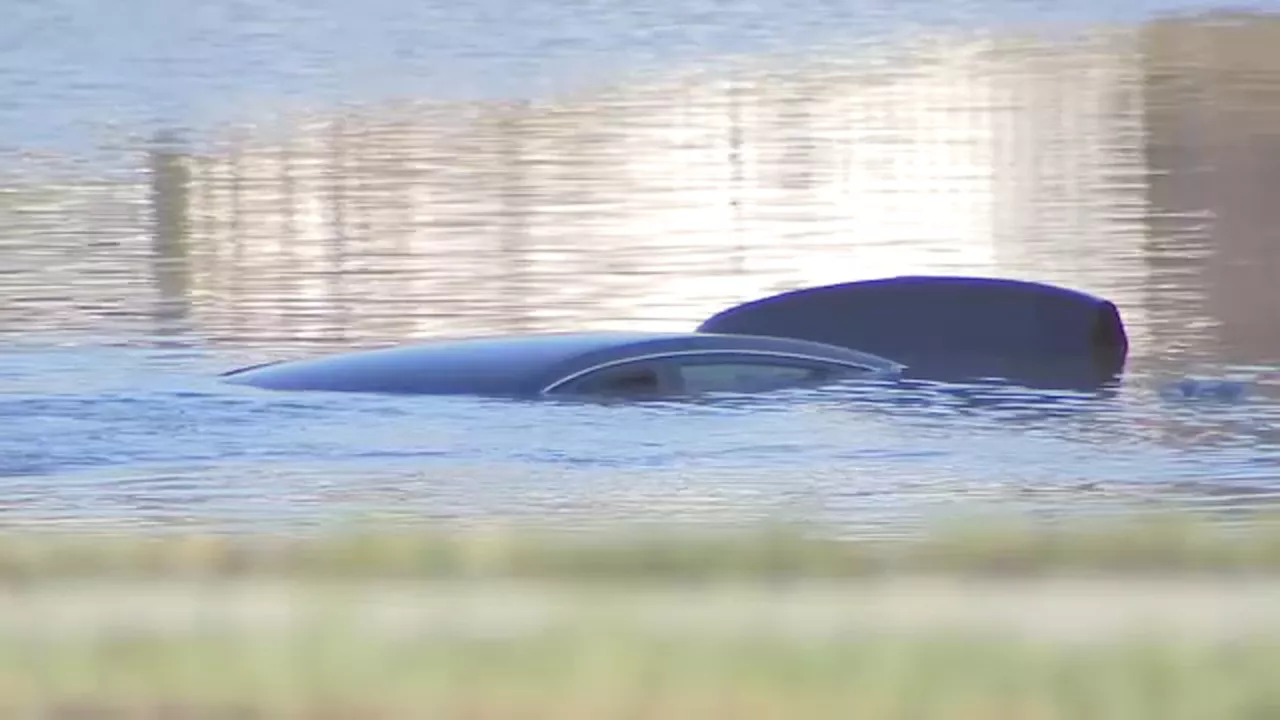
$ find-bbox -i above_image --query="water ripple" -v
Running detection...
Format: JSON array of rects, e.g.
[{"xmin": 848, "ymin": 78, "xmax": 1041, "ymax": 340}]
[{"xmin": 1, "ymin": 342, "xmax": 1278, "ymax": 531}]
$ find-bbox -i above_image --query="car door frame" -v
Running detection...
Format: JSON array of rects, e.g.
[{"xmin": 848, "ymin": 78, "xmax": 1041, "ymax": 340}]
[{"xmin": 540, "ymin": 350, "xmax": 882, "ymax": 397}]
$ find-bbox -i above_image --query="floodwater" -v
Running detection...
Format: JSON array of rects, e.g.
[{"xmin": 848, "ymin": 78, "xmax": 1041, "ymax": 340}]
[{"xmin": 2, "ymin": 1, "xmax": 1280, "ymax": 534}]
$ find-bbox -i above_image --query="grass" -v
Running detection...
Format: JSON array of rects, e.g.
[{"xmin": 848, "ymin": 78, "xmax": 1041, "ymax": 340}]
[
  {"xmin": 4, "ymin": 626, "xmax": 1280, "ymax": 718},
  {"xmin": 3, "ymin": 511, "xmax": 1280, "ymax": 717},
  {"xmin": 1, "ymin": 511, "xmax": 1280, "ymax": 581}
]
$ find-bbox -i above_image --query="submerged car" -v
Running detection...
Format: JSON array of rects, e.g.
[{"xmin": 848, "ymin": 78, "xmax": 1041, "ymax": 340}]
[
  {"xmin": 221, "ymin": 330, "xmax": 905, "ymax": 398},
  {"xmin": 222, "ymin": 275, "xmax": 1129, "ymax": 398}
]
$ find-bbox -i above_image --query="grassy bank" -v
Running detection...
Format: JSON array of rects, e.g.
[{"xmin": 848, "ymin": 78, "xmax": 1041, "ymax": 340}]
[
  {"xmin": 2, "ymin": 511, "xmax": 1280, "ymax": 581},
  {"xmin": 3, "ymin": 512, "xmax": 1280, "ymax": 718},
  {"xmin": 6, "ymin": 629, "xmax": 1280, "ymax": 719}
]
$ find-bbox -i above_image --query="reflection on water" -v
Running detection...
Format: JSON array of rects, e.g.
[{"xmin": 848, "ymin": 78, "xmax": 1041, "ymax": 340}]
[
  {"xmin": 4, "ymin": 14, "xmax": 1280, "ymax": 368},
  {"xmin": 2, "ymin": 9, "xmax": 1280, "ymax": 531}
]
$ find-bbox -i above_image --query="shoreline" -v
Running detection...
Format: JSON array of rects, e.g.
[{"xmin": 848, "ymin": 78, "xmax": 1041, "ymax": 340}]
[
  {"xmin": 1, "ymin": 512, "xmax": 1279, "ymax": 579},
  {"xmin": 5, "ymin": 576, "xmax": 1280, "ymax": 642}
]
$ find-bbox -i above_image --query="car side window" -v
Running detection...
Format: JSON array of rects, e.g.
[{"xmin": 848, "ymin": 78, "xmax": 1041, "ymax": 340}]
[
  {"xmin": 676, "ymin": 360, "xmax": 833, "ymax": 394},
  {"xmin": 557, "ymin": 363, "xmax": 666, "ymax": 396},
  {"xmin": 548, "ymin": 354, "xmax": 876, "ymax": 397}
]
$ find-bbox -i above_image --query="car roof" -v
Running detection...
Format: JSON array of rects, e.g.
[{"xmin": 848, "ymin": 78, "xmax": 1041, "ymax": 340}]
[{"xmin": 222, "ymin": 330, "xmax": 902, "ymax": 397}]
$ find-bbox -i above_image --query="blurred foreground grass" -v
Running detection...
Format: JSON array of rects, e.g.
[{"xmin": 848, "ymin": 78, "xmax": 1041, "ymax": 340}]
[
  {"xmin": 2, "ymin": 510, "xmax": 1280, "ymax": 580},
  {"xmin": 6, "ymin": 630, "xmax": 1280, "ymax": 718},
  {"xmin": 4, "ymin": 512, "xmax": 1280, "ymax": 718}
]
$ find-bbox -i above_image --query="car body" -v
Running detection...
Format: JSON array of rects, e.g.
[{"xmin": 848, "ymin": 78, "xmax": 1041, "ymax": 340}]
[
  {"xmin": 221, "ymin": 330, "xmax": 906, "ymax": 398},
  {"xmin": 221, "ymin": 275, "xmax": 1129, "ymax": 398}
]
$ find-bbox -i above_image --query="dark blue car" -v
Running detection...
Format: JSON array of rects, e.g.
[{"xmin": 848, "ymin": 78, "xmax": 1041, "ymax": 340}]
[{"xmin": 222, "ymin": 275, "xmax": 1129, "ymax": 398}]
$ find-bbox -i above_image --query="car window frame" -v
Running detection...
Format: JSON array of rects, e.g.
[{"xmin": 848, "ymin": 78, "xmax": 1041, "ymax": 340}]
[{"xmin": 540, "ymin": 349, "xmax": 884, "ymax": 397}]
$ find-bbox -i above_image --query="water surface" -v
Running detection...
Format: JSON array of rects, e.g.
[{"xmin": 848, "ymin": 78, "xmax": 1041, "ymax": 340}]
[
  {"xmin": 2, "ymin": 1, "xmax": 1280, "ymax": 533},
  {"xmin": 3, "ymin": 337, "xmax": 1279, "ymax": 533}
]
